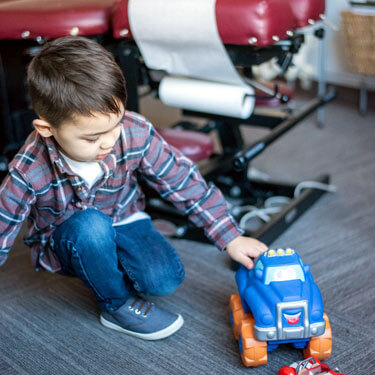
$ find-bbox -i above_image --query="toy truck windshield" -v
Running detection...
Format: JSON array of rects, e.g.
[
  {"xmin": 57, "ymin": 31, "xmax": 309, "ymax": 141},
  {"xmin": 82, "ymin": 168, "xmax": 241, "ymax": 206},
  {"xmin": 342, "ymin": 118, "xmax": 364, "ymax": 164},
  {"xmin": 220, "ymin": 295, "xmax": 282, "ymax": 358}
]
[{"xmin": 264, "ymin": 264, "xmax": 305, "ymax": 285}]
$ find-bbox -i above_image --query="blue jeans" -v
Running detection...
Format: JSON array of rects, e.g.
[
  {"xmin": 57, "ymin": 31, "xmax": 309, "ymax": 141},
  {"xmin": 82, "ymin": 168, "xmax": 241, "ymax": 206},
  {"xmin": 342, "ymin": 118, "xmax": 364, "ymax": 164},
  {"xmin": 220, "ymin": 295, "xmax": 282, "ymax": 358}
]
[{"xmin": 52, "ymin": 209, "xmax": 185, "ymax": 311}]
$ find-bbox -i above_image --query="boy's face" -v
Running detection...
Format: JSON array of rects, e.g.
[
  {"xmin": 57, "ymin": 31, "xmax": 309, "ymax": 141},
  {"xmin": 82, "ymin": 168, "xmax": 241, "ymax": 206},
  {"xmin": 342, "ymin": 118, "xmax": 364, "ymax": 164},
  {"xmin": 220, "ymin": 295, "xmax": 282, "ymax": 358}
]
[{"xmin": 34, "ymin": 105, "xmax": 125, "ymax": 162}]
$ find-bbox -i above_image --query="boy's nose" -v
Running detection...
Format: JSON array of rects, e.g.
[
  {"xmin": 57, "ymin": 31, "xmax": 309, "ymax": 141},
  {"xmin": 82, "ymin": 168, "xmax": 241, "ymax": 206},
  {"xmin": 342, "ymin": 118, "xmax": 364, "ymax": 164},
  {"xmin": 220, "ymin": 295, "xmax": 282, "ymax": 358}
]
[
  {"xmin": 100, "ymin": 137, "xmax": 115, "ymax": 150},
  {"xmin": 101, "ymin": 129, "xmax": 119, "ymax": 150}
]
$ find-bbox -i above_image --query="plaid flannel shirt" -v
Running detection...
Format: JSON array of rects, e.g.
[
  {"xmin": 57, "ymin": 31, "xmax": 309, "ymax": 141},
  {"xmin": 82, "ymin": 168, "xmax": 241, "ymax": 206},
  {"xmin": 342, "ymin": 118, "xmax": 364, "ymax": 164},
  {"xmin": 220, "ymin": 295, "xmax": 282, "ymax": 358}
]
[{"xmin": 0, "ymin": 111, "xmax": 243, "ymax": 272}]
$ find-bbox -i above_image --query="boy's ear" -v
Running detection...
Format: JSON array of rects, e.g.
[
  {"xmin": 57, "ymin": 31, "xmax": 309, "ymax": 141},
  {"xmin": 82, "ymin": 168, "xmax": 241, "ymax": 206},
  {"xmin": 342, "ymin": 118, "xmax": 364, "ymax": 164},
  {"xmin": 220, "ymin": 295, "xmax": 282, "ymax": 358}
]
[{"xmin": 33, "ymin": 118, "xmax": 54, "ymax": 138}]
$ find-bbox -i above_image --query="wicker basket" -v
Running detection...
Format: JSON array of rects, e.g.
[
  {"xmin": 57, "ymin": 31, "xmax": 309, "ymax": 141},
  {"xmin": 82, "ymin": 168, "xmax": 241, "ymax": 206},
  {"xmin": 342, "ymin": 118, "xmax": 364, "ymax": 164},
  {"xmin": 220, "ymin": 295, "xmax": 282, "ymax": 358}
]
[{"xmin": 341, "ymin": 10, "xmax": 375, "ymax": 75}]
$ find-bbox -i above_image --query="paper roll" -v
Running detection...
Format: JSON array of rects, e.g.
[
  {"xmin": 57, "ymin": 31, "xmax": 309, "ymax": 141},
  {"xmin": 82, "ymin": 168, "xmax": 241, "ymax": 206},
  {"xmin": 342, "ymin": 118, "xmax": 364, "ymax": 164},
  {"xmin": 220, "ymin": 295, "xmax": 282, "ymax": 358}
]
[
  {"xmin": 159, "ymin": 76, "xmax": 255, "ymax": 119},
  {"xmin": 129, "ymin": 0, "xmax": 244, "ymax": 85}
]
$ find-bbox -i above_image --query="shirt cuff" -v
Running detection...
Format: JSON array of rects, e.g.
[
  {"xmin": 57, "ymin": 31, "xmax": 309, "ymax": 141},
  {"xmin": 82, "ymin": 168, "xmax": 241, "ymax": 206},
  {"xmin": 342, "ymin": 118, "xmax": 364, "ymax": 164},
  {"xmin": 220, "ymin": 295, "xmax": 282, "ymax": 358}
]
[{"xmin": 205, "ymin": 214, "xmax": 244, "ymax": 251}]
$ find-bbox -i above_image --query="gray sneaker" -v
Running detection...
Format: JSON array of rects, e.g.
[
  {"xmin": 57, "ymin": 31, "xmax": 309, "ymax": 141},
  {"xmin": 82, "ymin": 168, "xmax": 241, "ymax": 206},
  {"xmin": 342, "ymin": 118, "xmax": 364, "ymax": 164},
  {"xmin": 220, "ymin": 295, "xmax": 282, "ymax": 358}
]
[{"xmin": 100, "ymin": 296, "xmax": 184, "ymax": 340}]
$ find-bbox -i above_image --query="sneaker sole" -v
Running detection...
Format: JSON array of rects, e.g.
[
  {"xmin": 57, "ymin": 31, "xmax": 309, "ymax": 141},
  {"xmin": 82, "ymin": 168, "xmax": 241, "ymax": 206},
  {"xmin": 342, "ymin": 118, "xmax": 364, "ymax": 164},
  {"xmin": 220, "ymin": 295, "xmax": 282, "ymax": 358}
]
[{"xmin": 99, "ymin": 314, "xmax": 184, "ymax": 340}]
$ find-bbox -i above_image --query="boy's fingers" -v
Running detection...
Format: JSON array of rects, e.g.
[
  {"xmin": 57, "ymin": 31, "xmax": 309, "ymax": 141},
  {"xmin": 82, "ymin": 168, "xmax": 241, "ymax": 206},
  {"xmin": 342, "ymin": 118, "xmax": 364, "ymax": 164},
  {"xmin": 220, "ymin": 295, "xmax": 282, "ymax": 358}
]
[
  {"xmin": 256, "ymin": 242, "xmax": 268, "ymax": 252},
  {"xmin": 238, "ymin": 254, "xmax": 254, "ymax": 270},
  {"xmin": 245, "ymin": 247, "xmax": 263, "ymax": 258},
  {"xmin": 257, "ymin": 247, "xmax": 267, "ymax": 255}
]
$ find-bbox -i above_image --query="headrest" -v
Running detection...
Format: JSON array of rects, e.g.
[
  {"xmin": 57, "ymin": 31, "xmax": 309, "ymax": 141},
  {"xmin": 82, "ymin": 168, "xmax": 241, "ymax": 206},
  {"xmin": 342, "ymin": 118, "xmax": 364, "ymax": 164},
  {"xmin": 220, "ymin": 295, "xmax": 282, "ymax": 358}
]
[
  {"xmin": 0, "ymin": 0, "xmax": 325, "ymax": 44},
  {"xmin": 0, "ymin": 0, "xmax": 118, "ymax": 39}
]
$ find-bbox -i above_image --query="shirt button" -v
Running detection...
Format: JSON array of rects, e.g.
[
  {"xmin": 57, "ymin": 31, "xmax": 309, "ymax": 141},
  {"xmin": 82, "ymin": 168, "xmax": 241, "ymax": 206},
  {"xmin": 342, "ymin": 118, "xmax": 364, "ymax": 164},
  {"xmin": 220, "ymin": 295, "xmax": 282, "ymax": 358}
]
[{"xmin": 77, "ymin": 186, "xmax": 83, "ymax": 192}]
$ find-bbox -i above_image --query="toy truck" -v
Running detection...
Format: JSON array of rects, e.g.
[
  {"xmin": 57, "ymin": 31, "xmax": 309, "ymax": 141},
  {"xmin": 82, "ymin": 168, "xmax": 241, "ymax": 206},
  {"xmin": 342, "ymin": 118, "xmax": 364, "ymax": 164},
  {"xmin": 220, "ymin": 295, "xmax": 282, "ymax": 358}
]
[{"xmin": 230, "ymin": 248, "xmax": 332, "ymax": 367}]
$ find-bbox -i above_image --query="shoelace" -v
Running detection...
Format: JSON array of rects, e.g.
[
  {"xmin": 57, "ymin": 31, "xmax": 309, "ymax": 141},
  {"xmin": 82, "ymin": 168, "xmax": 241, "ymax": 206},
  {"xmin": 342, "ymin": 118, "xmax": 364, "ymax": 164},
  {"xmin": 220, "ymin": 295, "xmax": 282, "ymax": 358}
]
[{"xmin": 128, "ymin": 297, "xmax": 154, "ymax": 317}]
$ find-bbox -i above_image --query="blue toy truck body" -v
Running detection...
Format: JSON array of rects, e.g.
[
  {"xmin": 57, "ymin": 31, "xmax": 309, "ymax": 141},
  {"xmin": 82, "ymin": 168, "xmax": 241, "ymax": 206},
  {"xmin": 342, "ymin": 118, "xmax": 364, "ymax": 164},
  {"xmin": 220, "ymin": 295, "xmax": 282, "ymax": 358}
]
[{"xmin": 236, "ymin": 248, "xmax": 326, "ymax": 351}]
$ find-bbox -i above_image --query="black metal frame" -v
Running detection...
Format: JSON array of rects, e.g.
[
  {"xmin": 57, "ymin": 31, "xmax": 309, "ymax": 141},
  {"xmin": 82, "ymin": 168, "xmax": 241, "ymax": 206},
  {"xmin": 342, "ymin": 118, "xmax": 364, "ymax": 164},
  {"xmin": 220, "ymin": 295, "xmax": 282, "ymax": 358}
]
[
  {"xmin": 122, "ymin": 30, "xmax": 336, "ymax": 247},
  {"xmin": 141, "ymin": 90, "xmax": 335, "ymax": 249},
  {"xmin": 144, "ymin": 173, "xmax": 330, "ymax": 246}
]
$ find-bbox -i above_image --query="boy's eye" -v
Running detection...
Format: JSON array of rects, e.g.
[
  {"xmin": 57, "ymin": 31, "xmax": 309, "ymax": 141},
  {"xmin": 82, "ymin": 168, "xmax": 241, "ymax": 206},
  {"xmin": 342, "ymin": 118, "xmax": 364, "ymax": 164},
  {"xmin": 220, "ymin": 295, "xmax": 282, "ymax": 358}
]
[{"xmin": 85, "ymin": 138, "xmax": 99, "ymax": 143}]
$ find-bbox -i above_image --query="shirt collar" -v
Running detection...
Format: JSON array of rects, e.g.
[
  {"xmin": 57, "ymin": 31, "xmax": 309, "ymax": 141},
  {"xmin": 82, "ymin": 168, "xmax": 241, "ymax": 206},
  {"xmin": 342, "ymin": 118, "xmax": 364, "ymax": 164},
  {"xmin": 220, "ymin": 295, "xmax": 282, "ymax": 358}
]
[
  {"xmin": 44, "ymin": 136, "xmax": 66, "ymax": 171},
  {"xmin": 43, "ymin": 129, "xmax": 120, "ymax": 178}
]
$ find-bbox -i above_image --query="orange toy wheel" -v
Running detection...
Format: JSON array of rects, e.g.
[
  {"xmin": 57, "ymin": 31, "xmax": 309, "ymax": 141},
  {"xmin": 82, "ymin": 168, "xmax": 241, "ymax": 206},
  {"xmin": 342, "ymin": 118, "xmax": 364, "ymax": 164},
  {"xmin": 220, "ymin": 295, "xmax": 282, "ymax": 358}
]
[
  {"xmin": 230, "ymin": 294, "xmax": 251, "ymax": 340},
  {"xmin": 239, "ymin": 317, "xmax": 268, "ymax": 367},
  {"xmin": 303, "ymin": 313, "xmax": 332, "ymax": 360}
]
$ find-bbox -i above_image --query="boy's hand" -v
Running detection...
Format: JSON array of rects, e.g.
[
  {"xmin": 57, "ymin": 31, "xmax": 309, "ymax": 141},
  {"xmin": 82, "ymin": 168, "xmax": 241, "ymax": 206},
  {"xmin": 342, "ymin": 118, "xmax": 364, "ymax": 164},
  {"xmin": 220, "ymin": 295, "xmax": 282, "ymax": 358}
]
[{"xmin": 226, "ymin": 236, "xmax": 268, "ymax": 269}]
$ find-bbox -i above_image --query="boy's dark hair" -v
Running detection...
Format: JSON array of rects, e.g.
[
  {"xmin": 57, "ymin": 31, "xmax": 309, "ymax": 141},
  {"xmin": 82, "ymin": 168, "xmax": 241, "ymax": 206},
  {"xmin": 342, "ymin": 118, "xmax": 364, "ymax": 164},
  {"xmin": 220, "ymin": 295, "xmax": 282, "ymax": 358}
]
[{"xmin": 27, "ymin": 36, "xmax": 127, "ymax": 127}]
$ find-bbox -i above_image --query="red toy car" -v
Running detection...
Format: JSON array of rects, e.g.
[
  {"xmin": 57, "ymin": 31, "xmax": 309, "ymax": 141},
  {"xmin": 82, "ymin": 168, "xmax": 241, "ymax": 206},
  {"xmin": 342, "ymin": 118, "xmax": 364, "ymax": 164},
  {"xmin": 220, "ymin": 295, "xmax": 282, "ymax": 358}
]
[{"xmin": 278, "ymin": 356, "xmax": 346, "ymax": 375}]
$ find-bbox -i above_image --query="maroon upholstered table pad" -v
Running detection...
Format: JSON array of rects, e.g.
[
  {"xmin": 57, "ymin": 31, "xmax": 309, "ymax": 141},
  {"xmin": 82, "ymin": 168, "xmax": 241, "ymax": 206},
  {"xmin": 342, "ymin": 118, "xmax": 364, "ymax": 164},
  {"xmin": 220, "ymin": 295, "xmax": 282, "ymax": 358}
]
[{"xmin": 0, "ymin": 0, "xmax": 324, "ymax": 46}]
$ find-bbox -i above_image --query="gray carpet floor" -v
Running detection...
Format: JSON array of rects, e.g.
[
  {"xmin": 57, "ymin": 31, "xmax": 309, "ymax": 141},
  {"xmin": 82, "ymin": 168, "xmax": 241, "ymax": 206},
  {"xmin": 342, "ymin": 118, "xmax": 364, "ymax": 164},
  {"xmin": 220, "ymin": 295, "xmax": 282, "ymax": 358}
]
[{"xmin": 0, "ymin": 89, "xmax": 374, "ymax": 374}]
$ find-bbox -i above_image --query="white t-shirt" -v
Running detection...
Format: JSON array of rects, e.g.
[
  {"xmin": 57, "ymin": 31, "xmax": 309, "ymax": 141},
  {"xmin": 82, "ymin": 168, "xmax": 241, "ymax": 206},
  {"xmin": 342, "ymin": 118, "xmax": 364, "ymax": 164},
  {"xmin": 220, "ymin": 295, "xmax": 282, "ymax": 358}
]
[
  {"xmin": 60, "ymin": 152, "xmax": 103, "ymax": 189},
  {"xmin": 60, "ymin": 152, "xmax": 150, "ymax": 226}
]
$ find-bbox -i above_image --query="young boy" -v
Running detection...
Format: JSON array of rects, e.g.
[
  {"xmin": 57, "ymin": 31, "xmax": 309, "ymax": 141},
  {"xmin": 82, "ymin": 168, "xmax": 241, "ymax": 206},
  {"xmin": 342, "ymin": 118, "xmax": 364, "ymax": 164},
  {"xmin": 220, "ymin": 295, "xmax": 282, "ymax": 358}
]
[{"xmin": 0, "ymin": 36, "xmax": 267, "ymax": 340}]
